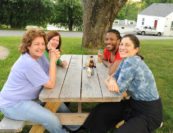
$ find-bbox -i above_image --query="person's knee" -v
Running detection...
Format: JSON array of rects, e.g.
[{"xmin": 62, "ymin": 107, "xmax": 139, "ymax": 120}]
[
  {"xmin": 58, "ymin": 103, "xmax": 70, "ymax": 113},
  {"xmin": 43, "ymin": 113, "xmax": 61, "ymax": 128},
  {"xmin": 115, "ymin": 117, "xmax": 149, "ymax": 133}
]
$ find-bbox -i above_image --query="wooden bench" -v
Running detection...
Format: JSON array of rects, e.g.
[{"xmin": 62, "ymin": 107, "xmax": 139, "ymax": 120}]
[
  {"xmin": 115, "ymin": 120, "xmax": 164, "ymax": 129},
  {"xmin": 0, "ymin": 117, "xmax": 25, "ymax": 133},
  {"xmin": 0, "ymin": 102, "xmax": 88, "ymax": 133},
  {"xmin": 1, "ymin": 117, "xmax": 163, "ymax": 133},
  {"xmin": 0, "ymin": 113, "xmax": 88, "ymax": 133}
]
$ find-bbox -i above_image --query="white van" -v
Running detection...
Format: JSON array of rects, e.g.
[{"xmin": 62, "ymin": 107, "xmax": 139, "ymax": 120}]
[{"xmin": 135, "ymin": 26, "xmax": 162, "ymax": 36}]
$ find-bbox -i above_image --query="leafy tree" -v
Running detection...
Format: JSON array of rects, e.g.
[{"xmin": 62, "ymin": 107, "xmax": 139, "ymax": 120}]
[
  {"xmin": 117, "ymin": 2, "xmax": 139, "ymax": 20},
  {"xmin": 82, "ymin": 0, "xmax": 127, "ymax": 48},
  {"xmin": 0, "ymin": 0, "xmax": 54, "ymax": 28},
  {"xmin": 51, "ymin": 0, "xmax": 83, "ymax": 31},
  {"xmin": 117, "ymin": 0, "xmax": 173, "ymax": 20},
  {"xmin": 141, "ymin": 0, "xmax": 173, "ymax": 8}
]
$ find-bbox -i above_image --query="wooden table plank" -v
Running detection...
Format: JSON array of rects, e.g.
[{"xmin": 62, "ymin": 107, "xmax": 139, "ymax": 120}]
[
  {"xmin": 39, "ymin": 54, "xmax": 122, "ymax": 102},
  {"xmin": 56, "ymin": 113, "xmax": 88, "ymax": 125},
  {"xmin": 49, "ymin": 55, "xmax": 72, "ymax": 99},
  {"xmin": 60, "ymin": 55, "xmax": 82, "ymax": 100},
  {"xmin": 39, "ymin": 55, "xmax": 71, "ymax": 102},
  {"xmin": 95, "ymin": 55, "xmax": 122, "ymax": 102},
  {"xmin": 82, "ymin": 55, "xmax": 102, "ymax": 100}
]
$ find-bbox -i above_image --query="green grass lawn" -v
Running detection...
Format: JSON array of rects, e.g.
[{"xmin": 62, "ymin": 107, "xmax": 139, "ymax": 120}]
[{"xmin": 0, "ymin": 37, "xmax": 173, "ymax": 133}]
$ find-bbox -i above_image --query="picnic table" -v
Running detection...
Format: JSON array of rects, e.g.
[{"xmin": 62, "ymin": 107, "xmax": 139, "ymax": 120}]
[{"xmin": 30, "ymin": 54, "xmax": 123, "ymax": 133}]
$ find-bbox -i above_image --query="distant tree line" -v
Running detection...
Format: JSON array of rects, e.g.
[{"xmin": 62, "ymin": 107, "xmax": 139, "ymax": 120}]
[
  {"xmin": 0, "ymin": 0, "xmax": 82, "ymax": 31},
  {"xmin": 142, "ymin": 0, "xmax": 173, "ymax": 6},
  {"xmin": 0, "ymin": 0, "xmax": 54, "ymax": 28},
  {"xmin": 52, "ymin": 0, "xmax": 83, "ymax": 31},
  {"xmin": 0, "ymin": 0, "xmax": 172, "ymax": 30},
  {"xmin": 117, "ymin": 0, "xmax": 173, "ymax": 20}
]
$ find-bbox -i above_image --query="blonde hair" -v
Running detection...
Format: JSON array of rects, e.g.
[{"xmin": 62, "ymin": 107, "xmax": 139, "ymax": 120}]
[{"xmin": 19, "ymin": 28, "xmax": 47, "ymax": 54}]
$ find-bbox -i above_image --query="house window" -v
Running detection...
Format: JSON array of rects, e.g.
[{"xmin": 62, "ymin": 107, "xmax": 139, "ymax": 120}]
[
  {"xmin": 171, "ymin": 21, "xmax": 173, "ymax": 30},
  {"xmin": 142, "ymin": 18, "xmax": 145, "ymax": 25}
]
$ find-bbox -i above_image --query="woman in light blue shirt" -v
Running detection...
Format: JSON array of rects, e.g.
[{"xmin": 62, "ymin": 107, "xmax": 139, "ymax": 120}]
[
  {"xmin": 0, "ymin": 29, "xmax": 69, "ymax": 133},
  {"xmin": 83, "ymin": 34, "xmax": 163, "ymax": 133}
]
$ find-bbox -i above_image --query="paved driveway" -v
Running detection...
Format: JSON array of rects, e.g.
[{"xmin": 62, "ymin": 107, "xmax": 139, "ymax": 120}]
[
  {"xmin": 0, "ymin": 30, "xmax": 173, "ymax": 40},
  {"xmin": 0, "ymin": 30, "xmax": 82, "ymax": 37}
]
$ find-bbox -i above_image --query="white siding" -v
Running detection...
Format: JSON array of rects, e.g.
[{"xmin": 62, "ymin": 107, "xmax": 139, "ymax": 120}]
[
  {"xmin": 136, "ymin": 14, "xmax": 165, "ymax": 32},
  {"xmin": 136, "ymin": 15, "xmax": 145, "ymax": 28},
  {"xmin": 163, "ymin": 12, "xmax": 173, "ymax": 36}
]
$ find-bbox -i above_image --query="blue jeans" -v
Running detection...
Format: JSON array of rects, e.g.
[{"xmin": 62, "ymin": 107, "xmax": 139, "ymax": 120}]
[{"xmin": 0, "ymin": 101, "xmax": 68, "ymax": 133}]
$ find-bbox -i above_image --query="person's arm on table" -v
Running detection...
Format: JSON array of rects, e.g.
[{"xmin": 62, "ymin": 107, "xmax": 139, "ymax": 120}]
[
  {"xmin": 108, "ymin": 60, "xmax": 121, "ymax": 75},
  {"xmin": 102, "ymin": 60, "xmax": 111, "ymax": 67},
  {"xmin": 105, "ymin": 76, "xmax": 128, "ymax": 99},
  {"xmin": 44, "ymin": 49, "xmax": 60, "ymax": 89}
]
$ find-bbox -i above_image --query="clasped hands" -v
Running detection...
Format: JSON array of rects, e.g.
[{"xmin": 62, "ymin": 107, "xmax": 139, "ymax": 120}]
[{"xmin": 47, "ymin": 42, "xmax": 60, "ymax": 62}]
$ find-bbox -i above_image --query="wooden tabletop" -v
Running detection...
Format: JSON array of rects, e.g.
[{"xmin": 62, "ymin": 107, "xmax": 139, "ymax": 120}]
[{"xmin": 39, "ymin": 55, "xmax": 122, "ymax": 103}]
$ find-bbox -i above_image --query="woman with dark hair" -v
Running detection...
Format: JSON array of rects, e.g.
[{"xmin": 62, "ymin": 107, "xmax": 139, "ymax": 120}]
[
  {"xmin": 45, "ymin": 31, "xmax": 68, "ymax": 68},
  {"xmin": 82, "ymin": 34, "xmax": 163, "ymax": 133},
  {"xmin": 46, "ymin": 31, "xmax": 80, "ymax": 132}
]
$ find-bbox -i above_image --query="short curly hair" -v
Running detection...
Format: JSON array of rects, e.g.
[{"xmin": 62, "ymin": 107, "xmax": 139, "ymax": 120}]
[{"xmin": 19, "ymin": 28, "xmax": 47, "ymax": 54}]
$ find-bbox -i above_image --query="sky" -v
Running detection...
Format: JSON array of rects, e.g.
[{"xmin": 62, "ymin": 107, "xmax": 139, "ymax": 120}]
[{"xmin": 130, "ymin": 0, "xmax": 142, "ymax": 2}]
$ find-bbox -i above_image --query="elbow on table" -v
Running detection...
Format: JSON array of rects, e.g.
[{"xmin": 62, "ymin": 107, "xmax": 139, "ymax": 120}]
[{"xmin": 44, "ymin": 81, "xmax": 56, "ymax": 89}]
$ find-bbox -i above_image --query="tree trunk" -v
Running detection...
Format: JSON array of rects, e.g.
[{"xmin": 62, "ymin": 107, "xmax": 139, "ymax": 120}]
[
  {"xmin": 68, "ymin": 7, "xmax": 74, "ymax": 31},
  {"xmin": 68, "ymin": 6, "xmax": 74, "ymax": 31},
  {"xmin": 82, "ymin": 0, "xmax": 127, "ymax": 48}
]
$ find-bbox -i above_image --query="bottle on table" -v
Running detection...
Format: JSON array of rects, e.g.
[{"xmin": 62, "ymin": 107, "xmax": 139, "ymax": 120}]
[{"xmin": 86, "ymin": 56, "xmax": 95, "ymax": 77}]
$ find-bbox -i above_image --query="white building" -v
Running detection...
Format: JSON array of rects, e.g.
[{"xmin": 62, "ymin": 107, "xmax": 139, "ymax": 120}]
[
  {"xmin": 46, "ymin": 24, "xmax": 67, "ymax": 31},
  {"xmin": 136, "ymin": 3, "xmax": 173, "ymax": 36},
  {"xmin": 113, "ymin": 19, "xmax": 136, "ymax": 26}
]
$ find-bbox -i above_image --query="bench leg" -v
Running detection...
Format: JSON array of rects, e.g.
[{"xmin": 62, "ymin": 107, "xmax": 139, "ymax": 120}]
[
  {"xmin": 29, "ymin": 125, "xmax": 45, "ymax": 133},
  {"xmin": 78, "ymin": 103, "xmax": 82, "ymax": 113},
  {"xmin": 29, "ymin": 102, "xmax": 61, "ymax": 133}
]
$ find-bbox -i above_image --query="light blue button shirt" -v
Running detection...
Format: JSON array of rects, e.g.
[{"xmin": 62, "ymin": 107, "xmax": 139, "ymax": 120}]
[{"xmin": 114, "ymin": 56, "xmax": 159, "ymax": 101}]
